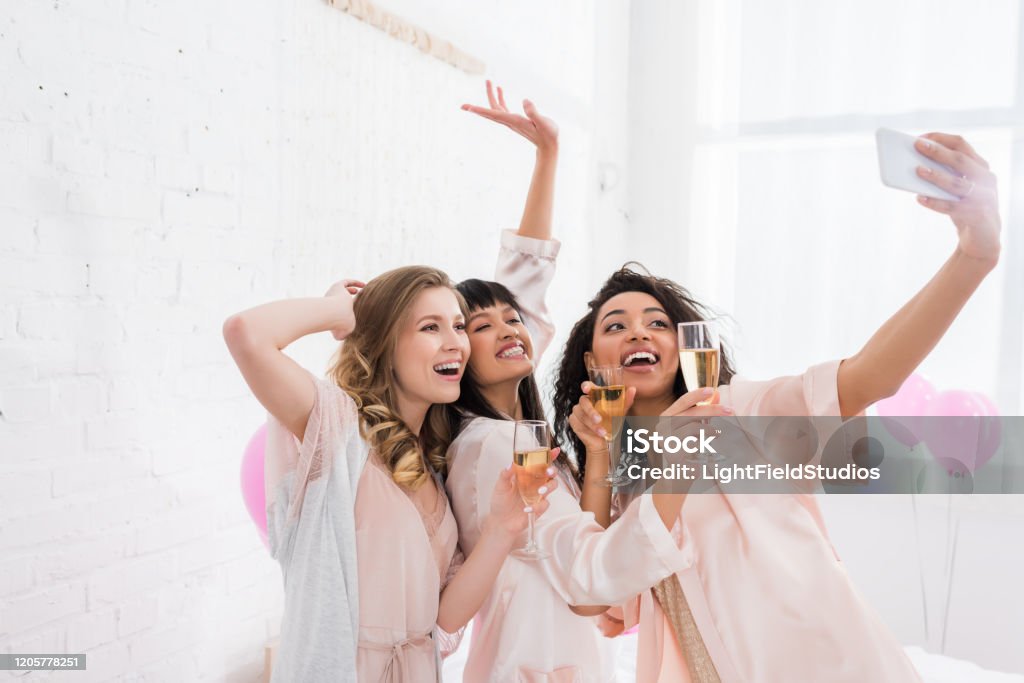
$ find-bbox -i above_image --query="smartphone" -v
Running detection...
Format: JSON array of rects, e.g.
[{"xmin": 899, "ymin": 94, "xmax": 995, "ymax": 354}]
[{"xmin": 876, "ymin": 127, "xmax": 959, "ymax": 201}]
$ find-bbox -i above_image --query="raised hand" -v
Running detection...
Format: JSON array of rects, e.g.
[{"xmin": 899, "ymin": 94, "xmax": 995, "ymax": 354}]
[
  {"xmin": 914, "ymin": 133, "xmax": 1001, "ymax": 264},
  {"xmin": 323, "ymin": 279, "xmax": 364, "ymax": 341},
  {"xmin": 461, "ymin": 80, "xmax": 559, "ymax": 154}
]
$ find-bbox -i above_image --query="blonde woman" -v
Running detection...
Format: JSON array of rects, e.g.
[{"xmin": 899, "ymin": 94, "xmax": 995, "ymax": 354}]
[{"xmin": 223, "ymin": 266, "xmax": 556, "ymax": 682}]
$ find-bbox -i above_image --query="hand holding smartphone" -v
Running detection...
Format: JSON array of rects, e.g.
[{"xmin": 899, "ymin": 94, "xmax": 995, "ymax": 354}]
[{"xmin": 876, "ymin": 127, "xmax": 959, "ymax": 201}]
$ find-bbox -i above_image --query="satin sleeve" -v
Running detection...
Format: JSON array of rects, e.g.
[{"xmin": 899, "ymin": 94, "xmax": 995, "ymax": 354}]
[
  {"xmin": 719, "ymin": 359, "xmax": 845, "ymax": 417},
  {"xmin": 435, "ymin": 546, "xmax": 467, "ymax": 658},
  {"xmin": 446, "ymin": 419, "xmax": 692, "ymax": 607},
  {"xmin": 718, "ymin": 359, "xmax": 849, "ymax": 553},
  {"xmin": 531, "ymin": 494, "xmax": 693, "ymax": 607},
  {"xmin": 493, "ymin": 229, "xmax": 560, "ymax": 364}
]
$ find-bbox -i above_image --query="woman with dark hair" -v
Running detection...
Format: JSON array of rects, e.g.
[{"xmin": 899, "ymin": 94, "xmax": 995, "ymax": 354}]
[
  {"xmin": 551, "ymin": 132, "xmax": 1001, "ymax": 681},
  {"xmin": 443, "ymin": 85, "xmax": 697, "ymax": 681},
  {"xmin": 553, "ymin": 263, "xmax": 738, "ymax": 487}
]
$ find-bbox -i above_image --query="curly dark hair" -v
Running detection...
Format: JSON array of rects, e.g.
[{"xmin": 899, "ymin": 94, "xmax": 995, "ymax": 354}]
[
  {"xmin": 445, "ymin": 278, "xmax": 579, "ymax": 484},
  {"xmin": 551, "ymin": 264, "xmax": 737, "ymax": 481}
]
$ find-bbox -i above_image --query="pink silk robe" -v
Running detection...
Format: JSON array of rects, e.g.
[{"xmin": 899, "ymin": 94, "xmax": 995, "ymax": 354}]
[
  {"xmin": 443, "ymin": 230, "xmax": 693, "ymax": 681},
  {"xmin": 447, "ymin": 417, "xmax": 692, "ymax": 682},
  {"xmin": 623, "ymin": 360, "xmax": 924, "ymax": 682},
  {"xmin": 266, "ymin": 374, "xmax": 461, "ymax": 682}
]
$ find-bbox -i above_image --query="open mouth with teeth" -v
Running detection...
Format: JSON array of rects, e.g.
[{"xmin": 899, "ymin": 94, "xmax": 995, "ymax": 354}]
[
  {"xmin": 433, "ymin": 361, "xmax": 461, "ymax": 377},
  {"xmin": 496, "ymin": 343, "xmax": 527, "ymax": 360},
  {"xmin": 622, "ymin": 350, "xmax": 660, "ymax": 368}
]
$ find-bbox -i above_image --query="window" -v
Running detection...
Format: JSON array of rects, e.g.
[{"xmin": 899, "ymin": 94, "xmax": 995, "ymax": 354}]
[{"xmin": 666, "ymin": 0, "xmax": 1023, "ymax": 410}]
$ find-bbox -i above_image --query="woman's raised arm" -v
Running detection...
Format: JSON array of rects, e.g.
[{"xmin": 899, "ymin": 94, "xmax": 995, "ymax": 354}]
[
  {"xmin": 462, "ymin": 79, "xmax": 559, "ymax": 241},
  {"xmin": 222, "ymin": 279, "xmax": 363, "ymax": 440},
  {"xmin": 837, "ymin": 133, "xmax": 1000, "ymax": 417}
]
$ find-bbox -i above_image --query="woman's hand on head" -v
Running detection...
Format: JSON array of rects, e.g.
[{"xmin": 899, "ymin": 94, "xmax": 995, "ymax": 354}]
[
  {"xmin": 461, "ymin": 80, "xmax": 559, "ymax": 155},
  {"xmin": 485, "ymin": 452, "xmax": 560, "ymax": 541},
  {"xmin": 914, "ymin": 133, "xmax": 1001, "ymax": 265},
  {"xmin": 324, "ymin": 279, "xmax": 364, "ymax": 298},
  {"xmin": 568, "ymin": 381, "xmax": 636, "ymax": 455},
  {"xmin": 323, "ymin": 279, "xmax": 364, "ymax": 340}
]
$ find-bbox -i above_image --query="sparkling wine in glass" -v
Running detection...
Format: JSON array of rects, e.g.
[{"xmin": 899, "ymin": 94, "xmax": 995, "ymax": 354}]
[
  {"xmin": 677, "ymin": 321, "xmax": 720, "ymax": 403},
  {"xmin": 677, "ymin": 321, "xmax": 723, "ymax": 463},
  {"xmin": 588, "ymin": 364, "xmax": 629, "ymax": 487},
  {"xmin": 511, "ymin": 420, "xmax": 552, "ymax": 560}
]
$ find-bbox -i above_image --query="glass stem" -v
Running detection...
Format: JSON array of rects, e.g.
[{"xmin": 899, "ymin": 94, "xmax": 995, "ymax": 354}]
[
  {"xmin": 526, "ymin": 510, "xmax": 536, "ymax": 550},
  {"xmin": 605, "ymin": 441, "xmax": 616, "ymax": 482}
]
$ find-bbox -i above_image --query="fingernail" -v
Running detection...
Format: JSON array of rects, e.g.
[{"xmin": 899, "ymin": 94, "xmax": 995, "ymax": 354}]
[
  {"xmin": 505, "ymin": 463, "xmax": 513, "ymax": 470},
  {"xmin": 592, "ymin": 414, "xmax": 602, "ymax": 424},
  {"xmin": 538, "ymin": 486, "xmax": 548, "ymax": 495},
  {"xmin": 598, "ymin": 428, "xmax": 608, "ymax": 437},
  {"xmin": 702, "ymin": 388, "xmax": 714, "ymax": 396},
  {"xmin": 523, "ymin": 506, "xmax": 533, "ymax": 513},
  {"xmin": 546, "ymin": 467, "xmax": 556, "ymax": 476},
  {"xmin": 918, "ymin": 138, "xmax": 933, "ymax": 150},
  {"xmin": 918, "ymin": 165, "xmax": 932, "ymax": 175},
  {"xmin": 723, "ymin": 406, "xmax": 735, "ymax": 414}
]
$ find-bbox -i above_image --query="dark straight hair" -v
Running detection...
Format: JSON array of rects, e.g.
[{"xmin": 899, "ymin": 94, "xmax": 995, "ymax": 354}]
[
  {"xmin": 447, "ymin": 278, "xmax": 579, "ymax": 484},
  {"xmin": 551, "ymin": 263, "xmax": 737, "ymax": 482}
]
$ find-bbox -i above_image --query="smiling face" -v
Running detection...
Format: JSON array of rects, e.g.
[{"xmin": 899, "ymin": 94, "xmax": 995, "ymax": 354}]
[
  {"xmin": 392, "ymin": 286, "xmax": 471, "ymax": 410},
  {"xmin": 465, "ymin": 303, "xmax": 535, "ymax": 387},
  {"xmin": 588, "ymin": 291, "xmax": 678, "ymax": 401}
]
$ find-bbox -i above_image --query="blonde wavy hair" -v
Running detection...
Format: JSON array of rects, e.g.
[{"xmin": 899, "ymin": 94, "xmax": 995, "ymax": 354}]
[{"xmin": 328, "ymin": 266, "xmax": 465, "ymax": 490}]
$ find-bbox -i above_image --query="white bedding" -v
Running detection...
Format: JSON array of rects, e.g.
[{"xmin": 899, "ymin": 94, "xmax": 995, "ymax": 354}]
[
  {"xmin": 442, "ymin": 623, "xmax": 1024, "ymax": 682},
  {"xmin": 903, "ymin": 646, "xmax": 1024, "ymax": 683}
]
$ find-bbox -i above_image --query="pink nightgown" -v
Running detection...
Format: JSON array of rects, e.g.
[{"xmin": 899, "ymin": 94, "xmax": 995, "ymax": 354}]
[
  {"xmin": 447, "ymin": 417, "xmax": 691, "ymax": 682},
  {"xmin": 444, "ymin": 230, "xmax": 693, "ymax": 681},
  {"xmin": 622, "ymin": 360, "xmax": 923, "ymax": 682}
]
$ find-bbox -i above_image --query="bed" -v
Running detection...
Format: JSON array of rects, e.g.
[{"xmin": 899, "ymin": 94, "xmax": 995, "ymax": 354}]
[{"xmin": 441, "ymin": 623, "xmax": 1024, "ymax": 682}]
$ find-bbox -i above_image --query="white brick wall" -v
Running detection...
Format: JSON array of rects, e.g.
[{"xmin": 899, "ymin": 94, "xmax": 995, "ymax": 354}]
[{"xmin": 0, "ymin": 0, "xmax": 629, "ymax": 680}]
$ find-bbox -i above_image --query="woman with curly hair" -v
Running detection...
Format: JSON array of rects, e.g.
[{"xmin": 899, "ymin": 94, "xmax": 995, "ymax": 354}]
[
  {"xmin": 221, "ymin": 83, "xmax": 574, "ymax": 678},
  {"xmin": 224, "ymin": 265, "xmax": 558, "ymax": 682},
  {"xmin": 552, "ymin": 133, "xmax": 1001, "ymax": 682}
]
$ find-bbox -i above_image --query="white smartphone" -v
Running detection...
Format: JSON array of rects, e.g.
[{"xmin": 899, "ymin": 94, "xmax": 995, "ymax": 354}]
[{"xmin": 875, "ymin": 127, "xmax": 959, "ymax": 201}]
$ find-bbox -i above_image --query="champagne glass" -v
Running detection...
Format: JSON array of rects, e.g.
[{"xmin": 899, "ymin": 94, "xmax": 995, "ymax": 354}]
[
  {"xmin": 677, "ymin": 321, "xmax": 723, "ymax": 463},
  {"xmin": 588, "ymin": 364, "xmax": 629, "ymax": 487},
  {"xmin": 511, "ymin": 420, "xmax": 552, "ymax": 560}
]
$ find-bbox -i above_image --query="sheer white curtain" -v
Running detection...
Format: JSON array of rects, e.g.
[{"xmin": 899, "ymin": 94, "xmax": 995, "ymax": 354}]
[
  {"xmin": 675, "ymin": 0, "xmax": 1023, "ymax": 411},
  {"xmin": 625, "ymin": 1, "xmax": 1024, "ymax": 672}
]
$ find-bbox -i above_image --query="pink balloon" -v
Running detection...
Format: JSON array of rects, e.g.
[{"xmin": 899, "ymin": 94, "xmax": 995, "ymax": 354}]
[
  {"xmin": 924, "ymin": 390, "xmax": 1000, "ymax": 473},
  {"xmin": 972, "ymin": 392, "xmax": 1000, "ymax": 417},
  {"xmin": 972, "ymin": 392, "xmax": 1002, "ymax": 471},
  {"xmin": 877, "ymin": 374, "xmax": 935, "ymax": 416},
  {"xmin": 876, "ymin": 374, "xmax": 935, "ymax": 446},
  {"xmin": 240, "ymin": 423, "xmax": 268, "ymax": 541}
]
